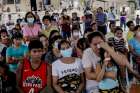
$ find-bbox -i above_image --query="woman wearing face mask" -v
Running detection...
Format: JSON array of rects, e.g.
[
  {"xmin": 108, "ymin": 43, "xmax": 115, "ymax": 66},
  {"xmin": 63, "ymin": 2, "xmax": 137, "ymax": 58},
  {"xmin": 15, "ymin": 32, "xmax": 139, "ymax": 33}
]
[
  {"xmin": 22, "ymin": 12, "xmax": 41, "ymax": 44},
  {"xmin": 52, "ymin": 40, "xmax": 84, "ymax": 93}
]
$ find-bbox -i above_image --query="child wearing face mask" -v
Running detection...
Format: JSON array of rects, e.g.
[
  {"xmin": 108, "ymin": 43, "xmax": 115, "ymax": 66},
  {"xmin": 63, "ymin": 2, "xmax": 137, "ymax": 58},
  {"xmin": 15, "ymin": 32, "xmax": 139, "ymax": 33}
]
[
  {"xmin": 52, "ymin": 40, "xmax": 84, "ymax": 93},
  {"xmin": 108, "ymin": 27, "xmax": 127, "ymax": 54}
]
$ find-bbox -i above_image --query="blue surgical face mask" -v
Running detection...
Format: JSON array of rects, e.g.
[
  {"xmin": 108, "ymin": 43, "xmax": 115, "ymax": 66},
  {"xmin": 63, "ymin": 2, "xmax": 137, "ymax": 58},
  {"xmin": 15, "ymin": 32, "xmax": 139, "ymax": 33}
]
[
  {"xmin": 27, "ymin": 18, "xmax": 34, "ymax": 24},
  {"xmin": 60, "ymin": 47, "xmax": 72, "ymax": 57}
]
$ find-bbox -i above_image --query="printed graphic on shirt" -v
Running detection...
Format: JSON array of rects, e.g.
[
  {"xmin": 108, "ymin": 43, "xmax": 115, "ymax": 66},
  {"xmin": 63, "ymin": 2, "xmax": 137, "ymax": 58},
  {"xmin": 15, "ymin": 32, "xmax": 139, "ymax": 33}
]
[
  {"xmin": 23, "ymin": 75, "xmax": 42, "ymax": 88},
  {"xmin": 58, "ymin": 73, "xmax": 81, "ymax": 93}
]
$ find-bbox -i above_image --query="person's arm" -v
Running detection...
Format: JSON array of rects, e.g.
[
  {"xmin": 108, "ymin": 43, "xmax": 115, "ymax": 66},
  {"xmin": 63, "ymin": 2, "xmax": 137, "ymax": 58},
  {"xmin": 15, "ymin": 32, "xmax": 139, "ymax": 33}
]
[
  {"xmin": 52, "ymin": 76, "xmax": 65, "ymax": 93},
  {"xmin": 16, "ymin": 61, "xmax": 24, "ymax": 93},
  {"xmin": 96, "ymin": 63, "xmax": 106, "ymax": 82},
  {"xmin": 104, "ymin": 72, "xmax": 116, "ymax": 80},
  {"xmin": 105, "ymin": 13, "xmax": 108, "ymax": 24},
  {"xmin": 76, "ymin": 73, "xmax": 85, "ymax": 93},
  {"xmin": 6, "ymin": 48, "xmax": 16, "ymax": 64},
  {"xmin": 96, "ymin": 62, "xmax": 116, "ymax": 81},
  {"xmin": 126, "ymin": 62, "xmax": 140, "ymax": 79},
  {"xmin": 84, "ymin": 67, "xmax": 98, "ymax": 80},
  {"xmin": 100, "ymin": 42, "xmax": 126, "ymax": 66},
  {"xmin": 52, "ymin": 62, "xmax": 64, "ymax": 93},
  {"xmin": 82, "ymin": 50, "xmax": 99, "ymax": 80},
  {"xmin": 6, "ymin": 55, "xmax": 24, "ymax": 64},
  {"xmin": 128, "ymin": 45, "xmax": 139, "ymax": 56},
  {"xmin": 40, "ymin": 64, "xmax": 53, "ymax": 93}
]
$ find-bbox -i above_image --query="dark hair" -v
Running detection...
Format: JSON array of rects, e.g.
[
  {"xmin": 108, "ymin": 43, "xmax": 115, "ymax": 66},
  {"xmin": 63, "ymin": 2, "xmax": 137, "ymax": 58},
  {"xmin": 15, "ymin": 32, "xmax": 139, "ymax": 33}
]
[
  {"xmin": 48, "ymin": 35, "xmax": 62, "ymax": 51},
  {"xmin": 114, "ymin": 26, "xmax": 123, "ymax": 33},
  {"xmin": 98, "ymin": 7, "xmax": 103, "ymax": 10},
  {"xmin": 42, "ymin": 15, "xmax": 51, "ymax": 22},
  {"xmin": 134, "ymin": 25, "xmax": 140, "ymax": 31},
  {"xmin": 0, "ymin": 29, "xmax": 8, "ymax": 35},
  {"xmin": 52, "ymin": 35, "xmax": 63, "ymax": 44},
  {"xmin": 38, "ymin": 34, "xmax": 48, "ymax": 39},
  {"xmin": 77, "ymin": 38, "xmax": 89, "ymax": 51},
  {"xmin": 84, "ymin": 28, "xmax": 93, "ymax": 34},
  {"xmin": 48, "ymin": 30, "xmax": 60, "ymax": 40},
  {"xmin": 12, "ymin": 32, "xmax": 23, "ymax": 39},
  {"xmin": 0, "ymin": 61, "xmax": 9, "ymax": 73},
  {"xmin": 126, "ymin": 21, "xmax": 133, "ymax": 27},
  {"xmin": 28, "ymin": 39, "xmax": 43, "ymax": 51},
  {"xmin": 25, "ymin": 12, "xmax": 36, "ymax": 23},
  {"xmin": 0, "ymin": 25, "xmax": 7, "ymax": 30},
  {"xmin": 91, "ymin": 22, "xmax": 96, "ymax": 26},
  {"xmin": 87, "ymin": 31, "xmax": 105, "ymax": 44},
  {"xmin": 109, "ymin": 21, "xmax": 116, "ymax": 28},
  {"xmin": 58, "ymin": 39, "xmax": 71, "ymax": 50},
  {"xmin": 15, "ymin": 24, "xmax": 21, "ymax": 30}
]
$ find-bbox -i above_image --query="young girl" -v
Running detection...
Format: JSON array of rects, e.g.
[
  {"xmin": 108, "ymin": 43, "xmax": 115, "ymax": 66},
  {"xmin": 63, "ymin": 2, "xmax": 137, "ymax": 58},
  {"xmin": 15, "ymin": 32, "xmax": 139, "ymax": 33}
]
[{"xmin": 97, "ymin": 51, "xmax": 124, "ymax": 93}]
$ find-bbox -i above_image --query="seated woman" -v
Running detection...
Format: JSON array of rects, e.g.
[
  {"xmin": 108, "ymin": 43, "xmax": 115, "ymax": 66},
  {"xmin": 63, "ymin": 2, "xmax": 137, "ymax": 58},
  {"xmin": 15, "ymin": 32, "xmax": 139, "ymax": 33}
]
[{"xmin": 52, "ymin": 40, "xmax": 84, "ymax": 93}]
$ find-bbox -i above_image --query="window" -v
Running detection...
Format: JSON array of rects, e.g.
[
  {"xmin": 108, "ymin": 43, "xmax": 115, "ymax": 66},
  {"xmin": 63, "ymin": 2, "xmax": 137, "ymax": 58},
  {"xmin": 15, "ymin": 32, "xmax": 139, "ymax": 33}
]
[
  {"xmin": 15, "ymin": 0, "xmax": 20, "ymax": 4},
  {"xmin": 7, "ymin": 0, "xmax": 14, "ymax": 4},
  {"xmin": 6, "ymin": 0, "xmax": 20, "ymax": 4}
]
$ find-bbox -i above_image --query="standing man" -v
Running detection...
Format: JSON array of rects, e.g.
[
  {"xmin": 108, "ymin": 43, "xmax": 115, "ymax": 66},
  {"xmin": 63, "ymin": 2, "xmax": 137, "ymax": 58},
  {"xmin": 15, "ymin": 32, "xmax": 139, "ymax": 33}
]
[
  {"xmin": 30, "ymin": 0, "xmax": 37, "ymax": 11},
  {"xmin": 108, "ymin": 6, "xmax": 116, "ymax": 23},
  {"xmin": 96, "ymin": 7, "xmax": 107, "ymax": 35},
  {"xmin": 120, "ymin": 7, "xmax": 127, "ymax": 31}
]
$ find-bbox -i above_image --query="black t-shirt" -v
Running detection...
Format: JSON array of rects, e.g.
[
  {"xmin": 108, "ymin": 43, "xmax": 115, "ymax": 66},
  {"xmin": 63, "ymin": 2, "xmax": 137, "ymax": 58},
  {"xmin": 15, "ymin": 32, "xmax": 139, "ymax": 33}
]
[{"xmin": 0, "ymin": 71, "xmax": 17, "ymax": 93}]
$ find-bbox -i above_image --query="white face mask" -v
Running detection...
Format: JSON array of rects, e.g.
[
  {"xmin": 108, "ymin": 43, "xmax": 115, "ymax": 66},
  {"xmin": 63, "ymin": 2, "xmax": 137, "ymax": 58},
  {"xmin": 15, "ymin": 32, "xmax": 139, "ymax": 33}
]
[
  {"xmin": 60, "ymin": 47, "xmax": 72, "ymax": 57},
  {"xmin": 73, "ymin": 32, "xmax": 79, "ymax": 37},
  {"xmin": 97, "ymin": 44, "xmax": 100, "ymax": 49},
  {"xmin": 63, "ymin": 12, "xmax": 67, "ymax": 15},
  {"xmin": 27, "ymin": 18, "xmax": 34, "ymax": 24},
  {"xmin": 114, "ymin": 36, "xmax": 122, "ymax": 41}
]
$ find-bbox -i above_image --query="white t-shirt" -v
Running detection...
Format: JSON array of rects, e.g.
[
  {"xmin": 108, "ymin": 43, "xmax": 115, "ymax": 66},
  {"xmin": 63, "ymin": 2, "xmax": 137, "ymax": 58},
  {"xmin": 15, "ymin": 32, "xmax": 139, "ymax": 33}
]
[
  {"xmin": 52, "ymin": 58, "xmax": 83, "ymax": 92},
  {"xmin": 82, "ymin": 48, "xmax": 100, "ymax": 91}
]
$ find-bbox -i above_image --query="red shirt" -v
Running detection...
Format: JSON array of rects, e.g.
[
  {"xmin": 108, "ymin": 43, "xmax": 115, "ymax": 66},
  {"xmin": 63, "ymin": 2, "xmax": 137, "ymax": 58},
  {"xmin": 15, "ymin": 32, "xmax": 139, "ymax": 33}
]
[{"xmin": 20, "ymin": 59, "xmax": 47, "ymax": 93}]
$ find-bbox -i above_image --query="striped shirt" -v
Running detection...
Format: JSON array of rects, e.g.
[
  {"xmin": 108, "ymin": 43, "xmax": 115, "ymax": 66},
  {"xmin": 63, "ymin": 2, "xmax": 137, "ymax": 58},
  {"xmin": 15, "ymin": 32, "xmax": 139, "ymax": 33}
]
[{"xmin": 108, "ymin": 37, "xmax": 126, "ymax": 53}]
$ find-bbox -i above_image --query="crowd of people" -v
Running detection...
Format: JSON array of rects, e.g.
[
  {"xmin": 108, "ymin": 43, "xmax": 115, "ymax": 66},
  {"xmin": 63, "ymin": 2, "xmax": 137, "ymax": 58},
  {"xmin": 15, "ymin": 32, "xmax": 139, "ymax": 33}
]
[{"xmin": 0, "ymin": 7, "xmax": 140, "ymax": 93}]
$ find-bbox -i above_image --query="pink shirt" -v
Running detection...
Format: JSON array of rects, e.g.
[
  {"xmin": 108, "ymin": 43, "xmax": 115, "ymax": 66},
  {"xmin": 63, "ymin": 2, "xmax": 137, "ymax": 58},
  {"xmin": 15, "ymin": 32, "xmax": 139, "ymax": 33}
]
[{"xmin": 22, "ymin": 24, "xmax": 41, "ymax": 37}]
